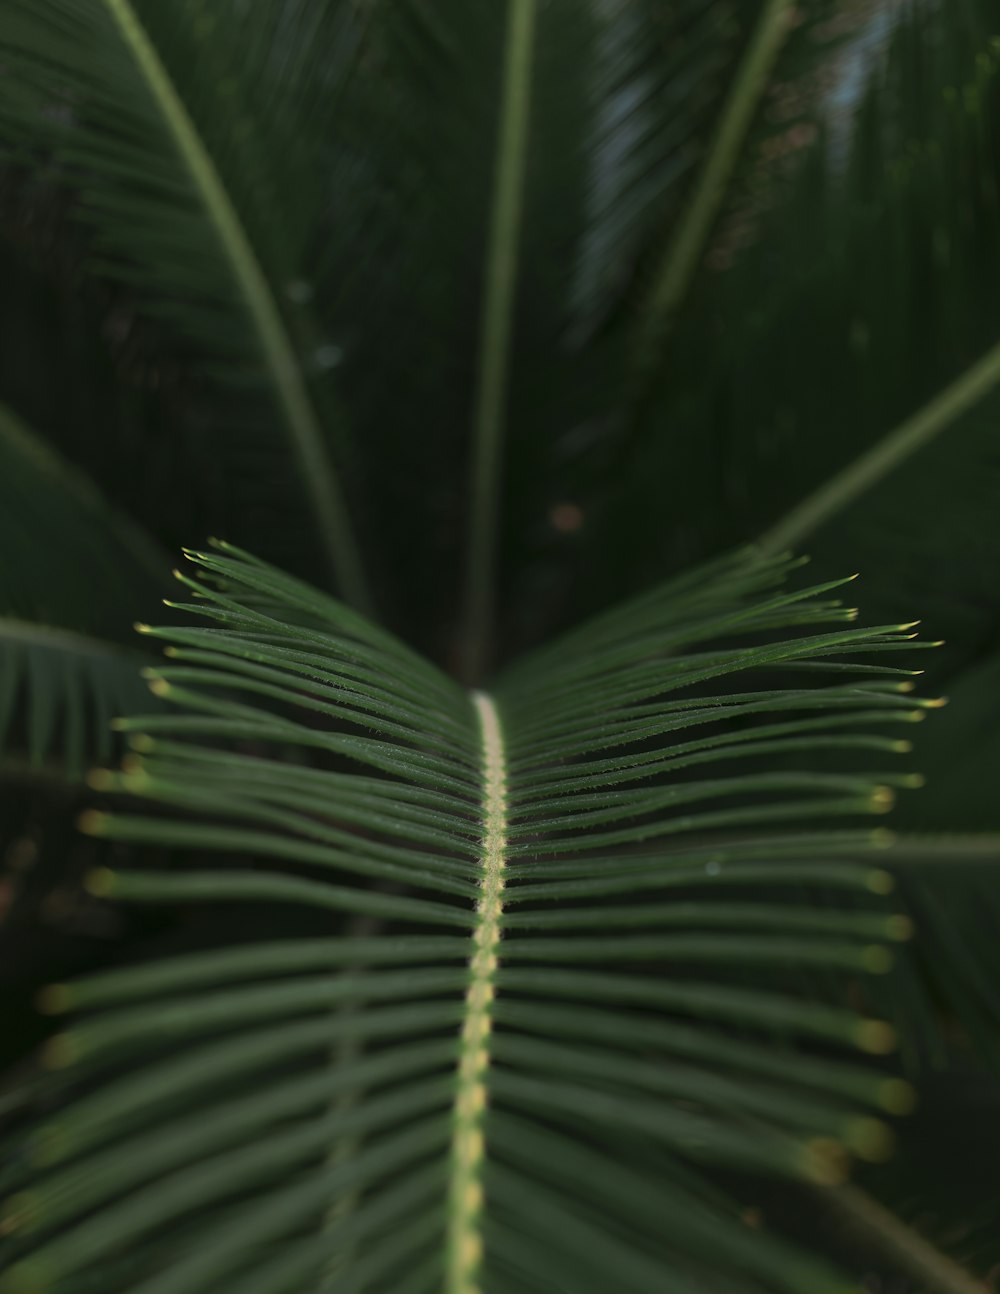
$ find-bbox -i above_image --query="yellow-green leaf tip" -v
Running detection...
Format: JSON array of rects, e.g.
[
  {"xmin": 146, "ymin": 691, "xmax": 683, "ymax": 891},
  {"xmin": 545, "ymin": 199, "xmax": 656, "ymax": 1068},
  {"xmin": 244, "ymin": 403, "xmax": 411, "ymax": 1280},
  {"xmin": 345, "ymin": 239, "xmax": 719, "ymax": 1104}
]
[
  {"xmin": 36, "ymin": 984, "xmax": 71, "ymax": 1015},
  {"xmin": 870, "ymin": 787, "xmax": 895, "ymax": 813},
  {"xmin": 77, "ymin": 810, "xmax": 109, "ymax": 837},
  {"xmin": 84, "ymin": 867, "xmax": 116, "ymax": 898},
  {"xmin": 42, "ymin": 1033, "xmax": 79, "ymax": 1070},
  {"xmin": 857, "ymin": 1020, "xmax": 896, "ymax": 1055},
  {"xmin": 846, "ymin": 1118, "xmax": 894, "ymax": 1163},
  {"xmin": 803, "ymin": 1138, "xmax": 849, "ymax": 1186},
  {"xmin": 879, "ymin": 1079, "xmax": 917, "ymax": 1115},
  {"xmin": 862, "ymin": 945, "xmax": 893, "ymax": 974}
]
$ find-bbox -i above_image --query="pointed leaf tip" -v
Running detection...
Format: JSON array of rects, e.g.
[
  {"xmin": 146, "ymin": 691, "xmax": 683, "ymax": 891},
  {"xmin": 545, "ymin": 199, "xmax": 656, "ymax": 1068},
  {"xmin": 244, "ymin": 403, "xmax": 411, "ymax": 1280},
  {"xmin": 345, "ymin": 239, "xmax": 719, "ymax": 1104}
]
[
  {"xmin": 870, "ymin": 787, "xmax": 895, "ymax": 813},
  {"xmin": 36, "ymin": 984, "xmax": 71, "ymax": 1015},
  {"xmin": 887, "ymin": 915, "xmax": 915, "ymax": 942},
  {"xmin": 77, "ymin": 811, "xmax": 109, "ymax": 837},
  {"xmin": 847, "ymin": 1118, "xmax": 894, "ymax": 1163},
  {"xmin": 84, "ymin": 866, "xmax": 116, "ymax": 896},
  {"xmin": 879, "ymin": 1079, "xmax": 917, "ymax": 1115},
  {"xmin": 861, "ymin": 945, "xmax": 893, "ymax": 974},
  {"xmin": 803, "ymin": 1137, "xmax": 849, "ymax": 1186},
  {"xmin": 857, "ymin": 1020, "xmax": 896, "ymax": 1055},
  {"xmin": 41, "ymin": 1034, "xmax": 79, "ymax": 1071}
]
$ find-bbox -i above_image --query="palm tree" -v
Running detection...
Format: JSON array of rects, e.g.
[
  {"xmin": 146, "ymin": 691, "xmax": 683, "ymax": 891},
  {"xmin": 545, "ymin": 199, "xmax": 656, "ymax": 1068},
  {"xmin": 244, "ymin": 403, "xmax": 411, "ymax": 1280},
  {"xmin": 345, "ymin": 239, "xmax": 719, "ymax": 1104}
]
[{"xmin": 1, "ymin": 1, "xmax": 999, "ymax": 1290}]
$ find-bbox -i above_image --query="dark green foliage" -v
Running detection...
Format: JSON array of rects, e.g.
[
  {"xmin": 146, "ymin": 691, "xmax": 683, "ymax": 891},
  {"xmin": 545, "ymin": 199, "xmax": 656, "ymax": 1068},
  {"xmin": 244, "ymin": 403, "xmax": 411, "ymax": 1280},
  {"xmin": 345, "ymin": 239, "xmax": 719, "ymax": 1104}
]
[
  {"xmin": 1, "ymin": 0, "xmax": 999, "ymax": 1290},
  {"xmin": 0, "ymin": 545, "xmax": 929, "ymax": 1293}
]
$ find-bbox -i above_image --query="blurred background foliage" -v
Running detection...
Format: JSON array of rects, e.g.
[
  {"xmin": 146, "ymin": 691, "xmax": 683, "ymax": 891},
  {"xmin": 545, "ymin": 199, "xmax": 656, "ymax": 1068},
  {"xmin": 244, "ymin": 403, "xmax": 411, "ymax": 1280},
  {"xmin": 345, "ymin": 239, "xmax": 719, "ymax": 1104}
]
[{"xmin": 1, "ymin": 0, "xmax": 1000, "ymax": 1288}]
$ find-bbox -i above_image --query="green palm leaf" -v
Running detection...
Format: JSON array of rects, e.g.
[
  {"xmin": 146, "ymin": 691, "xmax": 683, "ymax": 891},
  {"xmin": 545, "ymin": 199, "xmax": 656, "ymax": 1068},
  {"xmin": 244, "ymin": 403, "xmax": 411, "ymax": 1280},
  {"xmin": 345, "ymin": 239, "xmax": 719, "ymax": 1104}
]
[
  {"xmin": 0, "ymin": 402, "xmax": 166, "ymax": 632},
  {"xmin": 1, "ymin": 542, "xmax": 934, "ymax": 1293},
  {"xmin": 0, "ymin": 623, "xmax": 153, "ymax": 786},
  {"xmin": 0, "ymin": 0, "xmax": 370, "ymax": 607},
  {"xmin": 0, "ymin": 403, "xmax": 166, "ymax": 783}
]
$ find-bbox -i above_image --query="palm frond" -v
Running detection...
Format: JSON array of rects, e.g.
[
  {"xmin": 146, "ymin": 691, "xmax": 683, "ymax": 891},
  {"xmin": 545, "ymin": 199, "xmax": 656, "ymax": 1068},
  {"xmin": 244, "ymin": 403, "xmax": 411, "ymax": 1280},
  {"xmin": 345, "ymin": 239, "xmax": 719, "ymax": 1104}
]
[
  {"xmin": 462, "ymin": 0, "xmax": 537, "ymax": 680},
  {"xmin": 627, "ymin": 0, "xmax": 797, "ymax": 395},
  {"xmin": 566, "ymin": 0, "xmax": 1000, "ymax": 619},
  {"xmin": 875, "ymin": 833, "xmax": 1000, "ymax": 1073},
  {"xmin": 822, "ymin": 1185, "xmax": 993, "ymax": 1294},
  {"xmin": 0, "ymin": 622, "xmax": 154, "ymax": 786},
  {"xmin": 0, "ymin": 403, "xmax": 167, "ymax": 784},
  {"xmin": 0, "ymin": 0, "xmax": 371, "ymax": 606},
  {"xmin": 0, "ymin": 401, "xmax": 167, "ymax": 634},
  {"xmin": 758, "ymin": 337, "xmax": 1000, "ymax": 556},
  {"xmin": 0, "ymin": 543, "xmax": 936, "ymax": 1293}
]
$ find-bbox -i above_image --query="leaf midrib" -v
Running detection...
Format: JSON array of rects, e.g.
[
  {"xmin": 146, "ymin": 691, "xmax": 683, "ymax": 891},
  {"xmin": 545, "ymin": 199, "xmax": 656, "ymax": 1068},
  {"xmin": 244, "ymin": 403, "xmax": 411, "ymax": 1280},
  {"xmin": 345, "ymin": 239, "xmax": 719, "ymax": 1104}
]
[
  {"xmin": 462, "ymin": 0, "xmax": 538, "ymax": 681},
  {"xmin": 99, "ymin": 0, "xmax": 371, "ymax": 610},
  {"xmin": 629, "ymin": 0, "xmax": 796, "ymax": 398},
  {"xmin": 447, "ymin": 690, "xmax": 508, "ymax": 1294},
  {"xmin": 759, "ymin": 335, "xmax": 1000, "ymax": 553}
]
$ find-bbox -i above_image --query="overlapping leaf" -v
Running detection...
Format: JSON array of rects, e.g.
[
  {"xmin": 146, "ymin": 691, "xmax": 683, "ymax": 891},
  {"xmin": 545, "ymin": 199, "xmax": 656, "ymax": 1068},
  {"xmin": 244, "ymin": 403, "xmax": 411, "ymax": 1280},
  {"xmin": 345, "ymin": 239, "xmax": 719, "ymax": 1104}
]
[
  {"xmin": 0, "ymin": 543, "xmax": 935, "ymax": 1293},
  {"xmin": 0, "ymin": 403, "xmax": 166, "ymax": 783},
  {"xmin": 0, "ymin": 0, "xmax": 370, "ymax": 603}
]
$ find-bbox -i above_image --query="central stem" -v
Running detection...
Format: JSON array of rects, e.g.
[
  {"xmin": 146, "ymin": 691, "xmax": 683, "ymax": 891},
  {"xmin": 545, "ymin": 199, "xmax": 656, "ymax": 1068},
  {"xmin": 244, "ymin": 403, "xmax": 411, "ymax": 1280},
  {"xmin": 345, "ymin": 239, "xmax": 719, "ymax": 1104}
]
[
  {"xmin": 446, "ymin": 691, "xmax": 508, "ymax": 1293},
  {"xmin": 461, "ymin": 0, "xmax": 537, "ymax": 682}
]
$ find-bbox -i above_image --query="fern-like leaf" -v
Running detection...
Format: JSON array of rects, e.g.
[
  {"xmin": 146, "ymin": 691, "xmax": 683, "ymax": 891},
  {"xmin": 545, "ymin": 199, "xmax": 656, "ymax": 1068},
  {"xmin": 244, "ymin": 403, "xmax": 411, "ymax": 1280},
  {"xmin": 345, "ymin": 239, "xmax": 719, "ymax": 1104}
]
[
  {"xmin": 0, "ymin": 403, "xmax": 167, "ymax": 782},
  {"xmin": 0, "ymin": 543, "xmax": 934, "ymax": 1293},
  {"xmin": 0, "ymin": 1, "xmax": 370, "ymax": 606}
]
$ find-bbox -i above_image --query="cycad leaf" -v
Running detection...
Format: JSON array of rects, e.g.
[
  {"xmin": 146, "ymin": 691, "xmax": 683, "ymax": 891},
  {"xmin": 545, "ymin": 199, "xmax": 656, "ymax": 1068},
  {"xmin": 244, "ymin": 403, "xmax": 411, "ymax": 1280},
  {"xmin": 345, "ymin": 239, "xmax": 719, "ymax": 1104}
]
[
  {"xmin": 564, "ymin": 2, "xmax": 1000, "ymax": 625},
  {"xmin": 0, "ymin": 402, "xmax": 166, "ymax": 634},
  {"xmin": 1, "ymin": 543, "xmax": 933, "ymax": 1293},
  {"xmin": 0, "ymin": 0, "xmax": 370, "ymax": 606},
  {"xmin": 0, "ymin": 623, "xmax": 154, "ymax": 786},
  {"xmin": 0, "ymin": 403, "xmax": 167, "ymax": 783}
]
